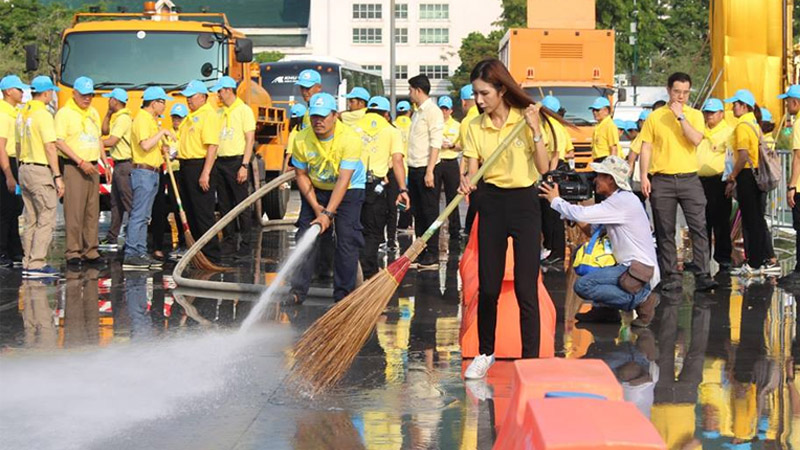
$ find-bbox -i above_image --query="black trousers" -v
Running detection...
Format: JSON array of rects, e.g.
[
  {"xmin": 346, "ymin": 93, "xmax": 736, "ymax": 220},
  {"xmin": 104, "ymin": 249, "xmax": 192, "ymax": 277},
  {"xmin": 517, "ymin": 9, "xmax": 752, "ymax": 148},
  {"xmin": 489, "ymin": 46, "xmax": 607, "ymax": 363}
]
[
  {"xmin": 359, "ymin": 181, "xmax": 388, "ymax": 278},
  {"xmin": 214, "ymin": 156, "xmax": 252, "ymax": 253},
  {"xmin": 477, "ymin": 184, "xmax": 541, "ymax": 358},
  {"xmin": 385, "ymin": 174, "xmax": 399, "ymax": 244},
  {"xmin": 699, "ymin": 175, "xmax": 732, "ymax": 265},
  {"xmin": 435, "ymin": 158, "xmax": 461, "ymax": 239},
  {"xmin": 150, "ymin": 170, "xmax": 185, "ymax": 252},
  {"xmin": 408, "ymin": 166, "xmax": 439, "ymax": 256},
  {"xmin": 0, "ymin": 158, "xmax": 22, "ymax": 259},
  {"xmin": 793, "ymin": 192, "xmax": 800, "ymax": 272},
  {"xmin": 178, "ymin": 159, "xmax": 220, "ymax": 261},
  {"xmin": 735, "ymin": 169, "xmax": 772, "ymax": 267},
  {"xmin": 540, "ymin": 160, "xmax": 568, "ymax": 259}
]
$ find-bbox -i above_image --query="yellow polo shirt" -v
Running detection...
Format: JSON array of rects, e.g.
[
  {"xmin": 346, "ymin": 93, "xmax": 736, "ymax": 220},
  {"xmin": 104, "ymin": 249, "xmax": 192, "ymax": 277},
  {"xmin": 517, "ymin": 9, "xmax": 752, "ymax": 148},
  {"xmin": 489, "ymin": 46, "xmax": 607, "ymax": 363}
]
[
  {"xmin": 286, "ymin": 124, "xmax": 301, "ymax": 156},
  {"xmin": 107, "ymin": 108, "xmax": 132, "ymax": 161},
  {"xmin": 290, "ymin": 121, "xmax": 365, "ymax": 190},
  {"xmin": 352, "ymin": 112, "xmax": 404, "ymax": 179},
  {"xmin": 462, "ymin": 107, "xmax": 547, "ymax": 189},
  {"xmin": 340, "ymin": 108, "xmax": 367, "ymax": 128},
  {"xmin": 629, "ymin": 134, "xmax": 643, "ymax": 155},
  {"xmin": 591, "ymin": 115, "xmax": 619, "ymax": 159},
  {"xmin": 396, "ymin": 115, "xmax": 412, "ymax": 148},
  {"xmin": 131, "ymin": 109, "xmax": 164, "ymax": 168},
  {"xmin": 217, "ymin": 98, "xmax": 256, "ymax": 158},
  {"xmin": 178, "ymin": 102, "xmax": 220, "ymax": 160},
  {"xmin": 791, "ymin": 112, "xmax": 800, "ymax": 189},
  {"xmin": 440, "ymin": 116, "xmax": 461, "ymax": 159},
  {"xmin": 55, "ymin": 99, "xmax": 102, "ymax": 162},
  {"xmin": 697, "ymin": 121, "xmax": 734, "ymax": 176},
  {"xmin": 733, "ymin": 112, "xmax": 760, "ymax": 169},
  {"xmin": 545, "ymin": 115, "xmax": 574, "ymax": 160},
  {"xmin": 639, "ymin": 105, "xmax": 704, "ymax": 174},
  {"xmin": 19, "ymin": 100, "xmax": 56, "ymax": 165},
  {"xmin": 457, "ymin": 105, "xmax": 480, "ymax": 149},
  {"xmin": 0, "ymin": 99, "xmax": 18, "ymax": 159}
]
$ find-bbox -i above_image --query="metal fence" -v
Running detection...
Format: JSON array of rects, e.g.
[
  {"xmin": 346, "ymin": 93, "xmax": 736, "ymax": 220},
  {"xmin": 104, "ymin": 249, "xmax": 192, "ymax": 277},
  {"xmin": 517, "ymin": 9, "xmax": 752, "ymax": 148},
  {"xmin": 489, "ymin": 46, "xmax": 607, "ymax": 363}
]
[{"xmin": 767, "ymin": 149, "xmax": 796, "ymax": 256}]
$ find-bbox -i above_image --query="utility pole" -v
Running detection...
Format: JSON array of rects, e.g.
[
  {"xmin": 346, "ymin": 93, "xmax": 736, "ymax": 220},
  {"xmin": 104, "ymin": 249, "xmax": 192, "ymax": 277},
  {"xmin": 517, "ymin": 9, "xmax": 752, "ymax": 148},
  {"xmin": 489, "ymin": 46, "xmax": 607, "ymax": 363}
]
[
  {"xmin": 390, "ymin": 0, "xmax": 397, "ymax": 116},
  {"xmin": 630, "ymin": 0, "xmax": 639, "ymax": 105}
]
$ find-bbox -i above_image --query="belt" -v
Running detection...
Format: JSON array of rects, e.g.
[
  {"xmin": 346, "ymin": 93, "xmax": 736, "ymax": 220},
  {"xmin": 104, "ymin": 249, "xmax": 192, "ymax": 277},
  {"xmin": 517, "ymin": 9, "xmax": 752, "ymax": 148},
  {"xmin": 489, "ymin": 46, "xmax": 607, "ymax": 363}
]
[
  {"xmin": 113, "ymin": 159, "xmax": 131, "ymax": 164},
  {"xmin": 133, "ymin": 163, "xmax": 160, "ymax": 172},
  {"xmin": 61, "ymin": 158, "xmax": 97, "ymax": 166},
  {"xmin": 217, "ymin": 155, "xmax": 243, "ymax": 161},
  {"xmin": 20, "ymin": 162, "xmax": 48, "ymax": 167},
  {"xmin": 178, "ymin": 158, "xmax": 206, "ymax": 165},
  {"xmin": 440, "ymin": 157, "xmax": 459, "ymax": 161},
  {"xmin": 651, "ymin": 172, "xmax": 697, "ymax": 179}
]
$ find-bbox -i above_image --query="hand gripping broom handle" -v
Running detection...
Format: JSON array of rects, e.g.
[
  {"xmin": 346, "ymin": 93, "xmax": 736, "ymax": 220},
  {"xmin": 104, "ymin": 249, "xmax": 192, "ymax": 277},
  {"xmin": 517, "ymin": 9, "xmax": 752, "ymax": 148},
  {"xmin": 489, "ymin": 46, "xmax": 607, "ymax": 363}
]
[
  {"xmin": 403, "ymin": 120, "xmax": 529, "ymax": 261},
  {"xmin": 165, "ymin": 160, "xmax": 191, "ymax": 233}
]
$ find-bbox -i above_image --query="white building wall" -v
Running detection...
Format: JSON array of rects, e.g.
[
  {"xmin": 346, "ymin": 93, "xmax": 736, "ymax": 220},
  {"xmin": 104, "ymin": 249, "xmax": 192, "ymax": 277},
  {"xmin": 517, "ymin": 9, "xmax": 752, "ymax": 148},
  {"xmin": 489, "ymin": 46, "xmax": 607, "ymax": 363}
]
[{"xmin": 306, "ymin": 0, "xmax": 502, "ymax": 97}]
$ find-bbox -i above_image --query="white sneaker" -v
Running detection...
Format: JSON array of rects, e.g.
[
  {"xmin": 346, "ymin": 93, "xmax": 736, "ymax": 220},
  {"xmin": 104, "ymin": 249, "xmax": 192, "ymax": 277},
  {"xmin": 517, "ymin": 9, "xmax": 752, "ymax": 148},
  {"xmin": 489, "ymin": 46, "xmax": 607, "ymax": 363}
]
[
  {"xmin": 732, "ymin": 264, "xmax": 762, "ymax": 278},
  {"xmin": 465, "ymin": 379, "xmax": 494, "ymax": 401},
  {"xmin": 762, "ymin": 263, "xmax": 782, "ymax": 275},
  {"xmin": 464, "ymin": 354, "xmax": 495, "ymax": 379},
  {"xmin": 540, "ymin": 248, "xmax": 552, "ymax": 261}
]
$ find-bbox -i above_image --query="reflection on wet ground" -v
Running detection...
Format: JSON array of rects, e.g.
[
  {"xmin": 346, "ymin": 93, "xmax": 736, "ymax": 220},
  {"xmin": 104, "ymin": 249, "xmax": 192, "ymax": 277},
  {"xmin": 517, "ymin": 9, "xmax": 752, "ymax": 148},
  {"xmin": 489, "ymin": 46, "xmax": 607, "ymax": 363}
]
[{"xmin": 1, "ymin": 208, "xmax": 799, "ymax": 449}]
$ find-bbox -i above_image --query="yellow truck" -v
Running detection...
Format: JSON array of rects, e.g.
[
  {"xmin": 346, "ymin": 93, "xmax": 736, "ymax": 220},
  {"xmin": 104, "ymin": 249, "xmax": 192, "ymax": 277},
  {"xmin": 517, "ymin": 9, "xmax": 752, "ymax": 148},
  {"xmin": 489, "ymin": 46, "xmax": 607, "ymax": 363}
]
[{"xmin": 25, "ymin": 2, "xmax": 290, "ymax": 218}]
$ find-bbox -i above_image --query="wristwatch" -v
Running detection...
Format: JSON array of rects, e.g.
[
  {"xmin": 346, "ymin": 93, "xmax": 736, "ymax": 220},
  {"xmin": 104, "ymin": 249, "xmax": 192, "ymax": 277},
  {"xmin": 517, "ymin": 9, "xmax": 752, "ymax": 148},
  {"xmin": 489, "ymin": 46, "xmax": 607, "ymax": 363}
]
[
  {"xmin": 321, "ymin": 209, "xmax": 335, "ymax": 219},
  {"xmin": 240, "ymin": 163, "xmax": 248, "ymax": 168},
  {"xmin": 677, "ymin": 114, "xmax": 686, "ymax": 121},
  {"xmin": 789, "ymin": 186, "xmax": 796, "ymax": 193}
]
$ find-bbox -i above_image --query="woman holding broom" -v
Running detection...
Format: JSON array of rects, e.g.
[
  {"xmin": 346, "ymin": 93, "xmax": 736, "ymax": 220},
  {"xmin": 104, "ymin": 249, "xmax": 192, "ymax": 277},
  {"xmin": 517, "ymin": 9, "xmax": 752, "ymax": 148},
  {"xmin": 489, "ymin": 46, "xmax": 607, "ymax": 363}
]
[{"xmin": 458, "ymin": 58, "xmax": 553, "ymax": 379}]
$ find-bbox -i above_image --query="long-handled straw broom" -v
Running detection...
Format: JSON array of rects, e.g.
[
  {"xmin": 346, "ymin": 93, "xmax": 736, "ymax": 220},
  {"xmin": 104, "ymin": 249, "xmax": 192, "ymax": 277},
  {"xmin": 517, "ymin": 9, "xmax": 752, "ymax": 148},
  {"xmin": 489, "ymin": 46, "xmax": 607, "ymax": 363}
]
[
  {"xmin": 288, "ymin": 119, "xmax": 530, "ymax": 394},
  {"xmin": 165, "ymin": 161, "xmax": 229, "ymax": 272}
]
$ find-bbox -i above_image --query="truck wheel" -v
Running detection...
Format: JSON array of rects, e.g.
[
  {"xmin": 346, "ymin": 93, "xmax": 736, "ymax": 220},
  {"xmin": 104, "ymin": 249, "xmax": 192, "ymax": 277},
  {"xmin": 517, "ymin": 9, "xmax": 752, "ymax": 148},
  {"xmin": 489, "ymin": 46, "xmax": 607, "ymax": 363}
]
[{"xmin": 262, "ymin": 173, "xmax": 289, "ymax": 220}]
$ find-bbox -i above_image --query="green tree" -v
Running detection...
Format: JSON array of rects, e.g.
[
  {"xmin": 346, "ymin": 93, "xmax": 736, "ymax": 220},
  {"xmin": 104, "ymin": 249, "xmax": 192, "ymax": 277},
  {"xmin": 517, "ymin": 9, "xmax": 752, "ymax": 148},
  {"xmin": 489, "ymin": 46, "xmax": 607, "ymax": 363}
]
[
  {"xmin": 0, "ymin": 0, "xmax": 74, "ymax": 76},
  {"xmin": 255, "ymin": 51, "xmax": 285, "ymax": 64}
]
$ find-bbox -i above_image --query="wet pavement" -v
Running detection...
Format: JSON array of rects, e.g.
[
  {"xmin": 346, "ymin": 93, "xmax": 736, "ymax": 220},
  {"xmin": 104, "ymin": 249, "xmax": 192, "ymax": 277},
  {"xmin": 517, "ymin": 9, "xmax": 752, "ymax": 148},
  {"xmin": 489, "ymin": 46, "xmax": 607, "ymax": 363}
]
[{"xmin": 1, "ymin": 194, "xmax": 800, "ymax": 449}]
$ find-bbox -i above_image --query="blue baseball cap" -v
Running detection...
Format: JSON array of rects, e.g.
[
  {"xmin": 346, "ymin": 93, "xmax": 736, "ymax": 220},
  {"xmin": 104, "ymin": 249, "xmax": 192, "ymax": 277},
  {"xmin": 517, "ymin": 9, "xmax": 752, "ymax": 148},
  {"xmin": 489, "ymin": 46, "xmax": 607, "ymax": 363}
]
[
  {"xmin": 308, "ymin": 92, "xmax": 337, "ymax": 117},
  {"xmin": 624, "ymin": 120, "xmax": 638, "ymax": 131},
  {"xmin": 0, "ymin": 75, "xmax": 29, "ymax": 91},
  {"xmin": 170, "ymin": 103, "xmax": 188, "ymax": 118},
  {"xmin": 613, "ymin": 119, "xmax": 625, "ymax": 129},
  {"xmin": 724, "ymin": 89, "xmax": 756, "ymax": 107},
  {"xmin": 73, "ymin": 76, "xmax": 95, "ymax": 95},
  {"xmin": 396, "ymin": 100, "xmax": 411, "ymax": 112},
  {"xmin": 638, "ymin": 110, "xmax": 651, "ymax": 121},
  {"xmin": 701, "ymin": 431, "xmax": 721, "ymax": 440},
  {"xmin": 589, "ymin": 97, "xmax": 611, "ymax": 110},
  {"xmin": 541, "ymin": 95, "xmax": 561, "ymax": 113},
  {"xmin": 179, "ymin": 80, "xmax": 209, "ymax": 97},
  {"xmin": 290, "ymin": 103, "xmax": 307, "ymax": 118},
  {"xmin": 209, "ymin": 76, "xmax": 237, "ymax": 92},
  {"xmin": 460, "ymin": 84, "xmax": 474, "ymax": 100},
  {"xmin": 102, "ymin": 88, "xmax": 128, "ymax": 103},
  {"xmin": 30, "ymin": 75, "xmax": 59, "ymax": 93},
  {"xmin": 701, "ymin": 98, "xmax": 724, "ymax": 112},
  {"xmin": 143, "ymin": 86, "xmax": 173, "ymax": 102},
  {"xmin": 345, "ymin": 86, "xmax": 370, "ymax": 102},
  {"xmin": 367, "ymin": 96, "xmax": 390, "ymax": 112},
  {"xmin": 760, "ymin": 107, "xmax": 773, "ymax": 122},
  {"xmin": 295, "ymin": 69, "xmax": 321, "ymax": 88},
  {"xmin": 778, "ymin": 84, "xmax": 800, "ymax": 99},
  {"xmin": 437, "ymin": 95, "xmax": 453, "ymax": 109}
]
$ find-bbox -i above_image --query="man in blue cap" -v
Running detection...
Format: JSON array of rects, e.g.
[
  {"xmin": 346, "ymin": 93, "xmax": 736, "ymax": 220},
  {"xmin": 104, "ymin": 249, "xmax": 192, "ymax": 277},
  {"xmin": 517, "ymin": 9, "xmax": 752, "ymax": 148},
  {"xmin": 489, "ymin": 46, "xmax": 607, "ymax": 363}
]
[
  {"xmin": 288, "ymin": 92, "xmax": 365, "ymax": 304},
  {"xmin": 176, "ymin": 79, "xmax": 222, "ymax": 263},
  {"xmin": 589, "ymin": 97, "xmax": 619, "ymax": 161},
  {"xmin": 437, "ymin": 95, "xmax": 462, "ymax": 246},
  {"xmin": 779, "ymin": 85, "xmax": 800, "ymax": 285},
  {"xmin": 341, "ymin": 86, "xmax": 370, "ymax": 126},
  {"xmin": 0, "ymin": 75, "xmax": 27, "ymax": 267},
  {"xmin": 210, "ymin": 76, "xmax": 256, "ymax": 260},
  {"xmin": 100, "ymin": 87, "xmax": 132, "ymax": 249},
  {"xmin": 295, "ymin": 69, "xmax": 322, "ymax": 128},
  {"xmin": 393, "ymin": 100, "xmax": 414, "ymax": 234},
  {"xmin": 56, "ymin": 75, "xmax": 107, "ymax": 267},
  {"xmin": 458, "ymin": 84, "xmax": 480, "ymax": 237}
]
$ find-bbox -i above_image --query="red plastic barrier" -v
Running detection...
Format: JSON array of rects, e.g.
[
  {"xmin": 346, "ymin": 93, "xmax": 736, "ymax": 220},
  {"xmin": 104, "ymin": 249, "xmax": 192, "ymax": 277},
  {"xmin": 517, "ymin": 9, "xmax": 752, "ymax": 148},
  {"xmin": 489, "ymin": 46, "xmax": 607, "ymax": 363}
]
[
  {"xmin": 520, "ymin": 398, "xmax": 666, "ymax": 449},
  {"xmin": 459, "ymin": 217, "xmax": 556, "ymax": 359}
]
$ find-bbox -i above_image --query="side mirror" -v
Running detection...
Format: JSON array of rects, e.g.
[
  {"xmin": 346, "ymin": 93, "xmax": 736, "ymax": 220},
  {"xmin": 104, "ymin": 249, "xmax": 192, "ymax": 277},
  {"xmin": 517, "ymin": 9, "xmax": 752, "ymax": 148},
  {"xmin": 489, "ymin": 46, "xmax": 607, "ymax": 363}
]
[
  {"xmin": 617, "ymin": 88, "xmax": 627, "ymax": 103},
  {"xmin": 201, "ymin": 62, "xmax": 214, "ymax": 78},
  {"xmin": 235, "ymin": 38, "xmax": 253, "ymax": 63},
  {"xmin": 25, "ymin": 45, "xmax": 39, "ymax": 72}
]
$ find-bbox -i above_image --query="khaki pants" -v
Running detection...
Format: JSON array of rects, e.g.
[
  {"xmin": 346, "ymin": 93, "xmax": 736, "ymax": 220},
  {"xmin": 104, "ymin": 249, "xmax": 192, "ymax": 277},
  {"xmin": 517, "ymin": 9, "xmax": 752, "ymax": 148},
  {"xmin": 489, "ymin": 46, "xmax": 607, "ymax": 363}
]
[
  {"xmin": 63, "ymin": 164, "xmax": 100, "ymax": 261},
  {"xmin": 19, "ymin": 164, "xmax": 58, "ymax": 270}
]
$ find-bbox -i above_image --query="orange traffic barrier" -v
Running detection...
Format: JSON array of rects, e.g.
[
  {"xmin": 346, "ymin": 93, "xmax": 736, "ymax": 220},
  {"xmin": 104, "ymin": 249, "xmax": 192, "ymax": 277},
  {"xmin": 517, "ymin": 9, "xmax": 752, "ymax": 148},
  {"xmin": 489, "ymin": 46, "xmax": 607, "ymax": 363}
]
[
  {"xmin": 459, "ymin": 216, "xmax": 556, "ymax": 358},
  {"xmin": 520, "ymin": 398, "xmax": 666, "ymax": 449},
  {"xmin": 493, "ymin": 358, "xmax": 625, "ymax": 449}
]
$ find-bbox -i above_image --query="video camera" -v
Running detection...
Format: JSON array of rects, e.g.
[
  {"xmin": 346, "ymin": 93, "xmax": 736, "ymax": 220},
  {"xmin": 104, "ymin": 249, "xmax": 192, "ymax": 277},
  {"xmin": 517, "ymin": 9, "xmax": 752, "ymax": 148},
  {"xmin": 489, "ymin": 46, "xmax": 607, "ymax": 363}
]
[{"xmin": 540, "ymin": 170, "xmax": 595, "ymax": 203}]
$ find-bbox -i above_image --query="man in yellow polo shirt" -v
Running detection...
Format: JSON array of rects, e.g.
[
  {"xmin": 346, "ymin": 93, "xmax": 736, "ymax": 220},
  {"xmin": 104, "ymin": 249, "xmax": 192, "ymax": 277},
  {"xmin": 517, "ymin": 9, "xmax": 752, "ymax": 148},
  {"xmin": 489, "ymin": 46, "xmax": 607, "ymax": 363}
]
[
  {"xmin": 589, "ymin": 97, "xmax": 619, "ymax": 161},
  {"xmin": 639, "ymin": 72, "xmax": 717, "ymax": 292},
  {"xmin": 393, "ymin": 100, "xmax": 414, "ymax": 234},
  {"xmin": 55, "ymin": 76, "xmax": 106, "ymax": 266},
  {"xmin": 288, "ymin": 92, "xmax": 365, "ymax": 304},
  {"xmin": 177, "ymin": 79, "xmax": 222, "ymax": 263},
  {"xmin": 210, "ymin": 76, "xmax": 256, "ymax": 260},
  {"xmin": 436, "ymin": 95, "xmax": 462, "ymax": 246},
  {"xmin": 295, "ymin": 69, "xmax": 322, "ymax": 129},
  {"xmin": 100, "ymin": 88, "xmax": 132, "ymax": 248},
  {"xmin": 457, "ymin": 84, "xmax": 481, "ymax": 237},
  {"xmin": 779, "ymin": 85, "xmax": 800, "ymax": 285},
  {"xmin": 122, "ymin": 86, "xmax": 175, "ymax": 270},
  {"xmin": 0, "ymin": 74, "xmax": 25, "ymax": 268},
  {"xmin": 18, "ymin": 76, "xmax": 63, "ymax": 278},
  {"xmin": 340, "ymin": 86, "xmax": 370, "ymax": 127}
]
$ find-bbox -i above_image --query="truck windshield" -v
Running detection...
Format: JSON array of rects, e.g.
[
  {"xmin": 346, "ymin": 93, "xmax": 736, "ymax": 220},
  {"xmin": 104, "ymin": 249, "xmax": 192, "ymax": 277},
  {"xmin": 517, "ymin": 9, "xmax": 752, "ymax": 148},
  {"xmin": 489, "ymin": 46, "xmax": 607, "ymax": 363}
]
[
  {"xmin": 260, "ymin": 63, "xmax": 340, "ymax": 106},
  {"xmin": 61, "ymin": 31, "xmax": 227, "ymax": 89},
  {"xmin": 525, "ymin": 87, "xmax": 611, "ymax": 126}
]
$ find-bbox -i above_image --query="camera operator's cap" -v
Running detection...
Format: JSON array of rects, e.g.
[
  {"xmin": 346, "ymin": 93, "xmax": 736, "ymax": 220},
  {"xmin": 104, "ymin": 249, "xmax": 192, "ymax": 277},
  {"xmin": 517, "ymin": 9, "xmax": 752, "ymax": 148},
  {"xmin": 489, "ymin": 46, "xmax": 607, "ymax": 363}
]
[
  {"xmin": 209, "ymin": 76, "xmax": 237, "ymax": 92},
  {"xmin": 345, "ymin": 86, "xmax": 370, "ymax": 102},
  {"xmin": 541, "ymin": 95, "xmax": 561, "ymax": 113},
  {"xmin": 624, "ymin": 120, "xmax": 638, "ymax": 131},
  {"xmin": 778, "ymin": 84, "xmax": 800, "ymax": 99},
  {"xmin": 589, "ymin": 155, "xmax": 632, "ymax": 191},
  {"xmin": 724, "ymin": 89, "xmax": 756, "ymax": 107},
  {"xmin": 73, "ymin": 76, "xmax": 95, "ymax": 95},
  {"xmin": 460, "ymin": 84, "xmax": 474, "ymax": 100},
  {"xmin": 295, "ymin": 69, "xmax": 322, "ymax": 88},
  {"xmin": 102, "ymin": 88, "xmax": 128, "ymax": 103},
  {"xmin": 170, "ymin": 103, "xmax": 188, "ymax": 118},
  {"xmin": 367, "ymin": 96, "xmax": 390, "ymax": 112},
  {"xmin": 437, "ymin": 95, "xmax": 453, "ymax": 109},
  {"xmin": 613, "ymin": 118, "xmax": 625, "ymax": 129},
  {"xmin": 760, "ymin": 107, "xmax": 773, "ymax": 122},
  {"xmin": 30, "ymin": 75, "xmax": 59, "ymax": 93},
  {"xmin": 396, "ymin": 100, "xmax": 411, "ymax": 112},
  {"xmin": 638, "ymin": 110, "xmax": 650, "ymax": 121},
  {"xmin": 290, "ymin": 103, "xmax": 307, "ymax": 118},
  {"xmin": 589, "ymin": 97, "xmax": 611, "ymax": 110},
  {"xmin": 308, "ymin": 92, "xmax": 337, "ymax": 117},
  {"xmin": 701, "ymin": 98, "xmax": 724, "ymax": 112},
  {"xmin": 0, "ymin": 75, "xmax": 29, "ymax": 91},
  {"xmin": 143, "ymin": 86, "xmax": 173, "ymax": 102},
  {"xmin": 179, "ymin": 79, "xmax": 209, "ymax": 97}
]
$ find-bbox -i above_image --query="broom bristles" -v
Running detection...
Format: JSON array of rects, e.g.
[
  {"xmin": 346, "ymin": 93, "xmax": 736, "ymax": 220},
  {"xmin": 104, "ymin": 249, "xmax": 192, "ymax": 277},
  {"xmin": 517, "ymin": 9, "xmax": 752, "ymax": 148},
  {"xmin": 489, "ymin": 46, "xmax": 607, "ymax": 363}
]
[{"xmin": 183, "ymin": 230, "xmax": 230, "ymax": 272}]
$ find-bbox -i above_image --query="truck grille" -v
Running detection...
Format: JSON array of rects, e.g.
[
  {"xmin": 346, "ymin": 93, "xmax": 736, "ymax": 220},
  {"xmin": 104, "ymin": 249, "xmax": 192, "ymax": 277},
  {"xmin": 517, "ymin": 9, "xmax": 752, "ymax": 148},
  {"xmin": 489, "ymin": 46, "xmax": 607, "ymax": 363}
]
[{"xmin": 541, "ymin": 43, "xmax": 583, "ymax": 59}]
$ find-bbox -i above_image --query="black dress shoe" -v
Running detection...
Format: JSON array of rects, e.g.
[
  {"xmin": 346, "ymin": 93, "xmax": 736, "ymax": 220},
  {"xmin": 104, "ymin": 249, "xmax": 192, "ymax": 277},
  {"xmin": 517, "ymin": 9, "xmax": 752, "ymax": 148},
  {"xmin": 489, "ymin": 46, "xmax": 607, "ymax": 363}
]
[
  {"xmin": 575, "ymin": 306, "xmax": 621, "ymax": 324},
  {"xmin": 683, "ymin": 261, "xmax": 702, "ymax": 275},
  {"xmin": 66, "ymin": 258, "xmax": 81, "ymax": 267},
  {"xmin": 83, "ymin": 257, "xmax": 105, "ymax": 267},
  {"xmin": 695, "ymin": 274, "xmax": 718, "ymax": 292},
  {"xmin": 659, "ymin": 278, "xmax": 682, "ymax": 291}
]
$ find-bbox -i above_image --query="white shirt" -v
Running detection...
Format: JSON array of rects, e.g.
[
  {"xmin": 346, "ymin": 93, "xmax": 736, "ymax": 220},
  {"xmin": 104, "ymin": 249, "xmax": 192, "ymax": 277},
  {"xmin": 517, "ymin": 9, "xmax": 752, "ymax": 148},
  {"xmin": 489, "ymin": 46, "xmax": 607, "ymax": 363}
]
[
  {"xmin": 551, "ymin": 190, "xmax": 660, "ymax": 286},
  {"xmin": 406, "ymin": 97, "xmax": 444, "ymax": 168}
]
